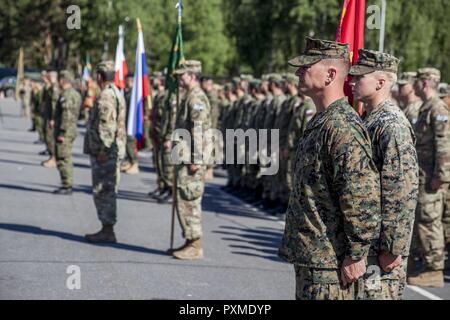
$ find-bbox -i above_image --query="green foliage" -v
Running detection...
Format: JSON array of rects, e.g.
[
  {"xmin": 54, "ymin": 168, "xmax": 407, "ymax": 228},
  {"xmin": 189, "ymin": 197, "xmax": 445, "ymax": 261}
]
[{"xmin": 0, "ymin": 0, "xmax": 448, "ymax": 81}]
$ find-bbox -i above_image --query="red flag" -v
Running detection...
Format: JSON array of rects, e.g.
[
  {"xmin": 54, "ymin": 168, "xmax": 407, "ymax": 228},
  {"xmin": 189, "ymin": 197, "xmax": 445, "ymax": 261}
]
[
  {"xmin": 114, "ymin": 25, "xmax": 128, "ymax": 90},
  {"xmin": 336, "ymin": 0, "xmax": 365, "ymax": 113}
]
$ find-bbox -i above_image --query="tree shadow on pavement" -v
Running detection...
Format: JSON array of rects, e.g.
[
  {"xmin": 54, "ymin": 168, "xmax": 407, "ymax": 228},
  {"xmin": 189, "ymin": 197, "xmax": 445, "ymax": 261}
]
[
  {"xmin": 212, "ymin": 225, "xmax": 285, "ymax": 263},
  {"xmin": 202, "ymin": 185, "xmax": 280, "ymax": 222},
  {"xmin": 0, "ymin": 223, "xmax": 169, "ymax": 256}
]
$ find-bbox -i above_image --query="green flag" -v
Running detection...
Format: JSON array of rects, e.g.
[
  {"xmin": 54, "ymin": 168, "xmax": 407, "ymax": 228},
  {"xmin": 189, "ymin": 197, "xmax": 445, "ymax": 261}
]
[{"xmin": 166, "ymin": 0, "xmax": 185, "ymax": 95}]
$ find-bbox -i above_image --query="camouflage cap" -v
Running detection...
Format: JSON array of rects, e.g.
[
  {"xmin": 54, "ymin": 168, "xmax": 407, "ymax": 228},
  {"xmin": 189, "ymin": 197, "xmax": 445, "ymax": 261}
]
[
  {"xmin": 416, "ymin": 67, "xmax": 441, "ymax": 82},
  {"xmin": 175, "ymin": 60, "xmax": 202, "ymax": 75},
  {"xmin": 438, "ymin": 83, "xmax": 449, "ymax": 97},
  {"xmin": 349, "ymin": 49, "xmax": 400, "ymax": 76},
  {"xmin": 224, "ymin": 83, "xmax": 233, "ymax": 91},
  {"xmin": 284, "ymin": 73, "xmax": 298, "ymax": 85},
  {"xmin": 59, "ymin": 69, "xmax": 75, "ymax": 81},
  {"xmin": 240, "ymin": 74, "xmax": 254, "ymax": 82},
  {"xmin": 288, "ymin": 37, "xmax": 349, "ymax": 67},
  {"xmin": 269, "ymin": 73, "xmax": 284, "ymax": 86},
  {"xmin": 231, "ymin": 77, "xmax": 241, "ymax": 85},
  {"xmin": 96, "ymin": 60, "xmax": 115, "ymax": 73},
  {"xmin": 397, "ymin": 71, "xmax": 417, "ymax": 85},
  {"xmin": 249, "ymin": 79, "xmax": 261, "ymax": 90}
]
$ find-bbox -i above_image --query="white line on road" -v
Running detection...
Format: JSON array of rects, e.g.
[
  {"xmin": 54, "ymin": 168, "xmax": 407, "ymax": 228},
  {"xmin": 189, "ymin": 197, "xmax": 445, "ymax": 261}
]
[{"xmin": 407, "ymin": 285, "xmax": 443, "ymax": 300}]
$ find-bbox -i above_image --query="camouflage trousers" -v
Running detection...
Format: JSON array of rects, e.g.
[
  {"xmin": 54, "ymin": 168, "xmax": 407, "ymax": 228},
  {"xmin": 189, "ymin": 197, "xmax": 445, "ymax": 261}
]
[
  {"xmin": 294, "ymin": 265, "xmax": 363, "ymax": 300},
  {"xmin": 152, "ymin": 139, "xmax": 173, "ymax": 191},
  {"xmin": 90, "ymin": 156, "xmax": 121, "ymax": 226},
  {"xmin": 125, "ymin": 135, "xmax": 138, "ymax": 165},
  {"xmin": 271, "ymin": 151, "xmax": 290, "ymax": 205},
  {"xmin": 143, "ymin": 119, "xmax": 151, "ymax": 150},
  {"xmin": 55, "ymin": 137, "xmax": 75, "ymax": 188},
  {"xmin": 34, "ymin": 115, "xmax": 44, "ymax": 141},
  {"xmin": 443, "ymin": 184, "xmax": 450, "ymax": 246},
  {"xmin": 161, "ymin": 146, "xmax": 174, "ymax": 189},
  {"xmin": 410, "ymin": 183, "xmax": 446, "ymax": 270},
  {"xmin": 43, "ymin": 119, "xmax": 55, "ymax": 156},
  {"xmin": 176, "ymin": 165, "xmax": 205, "ymax": 240},
  {"xmin": 362, "ymin": 257, "xmax": 407, "ymax": 300}
]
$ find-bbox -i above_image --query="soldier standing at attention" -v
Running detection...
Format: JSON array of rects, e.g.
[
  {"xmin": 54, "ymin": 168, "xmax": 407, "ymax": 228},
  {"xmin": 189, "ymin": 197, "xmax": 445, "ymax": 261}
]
[
  {"xmin": 349, "ymin": 49, "xmax": 419, "ymax": 300},
  {"xmin": 121, "ymin": 73, "xmax": 140, "ymax": 175},
  {"xmin": 397, "ymin": 72, "xmax": 422, "ymax": 126},
  {"xmin": 407, "ymin": 68, "xmax": 450, "ymax": 287},
  {"xmin": 169, "ymin": 60, "xmax": 211, "ymax": 260},
  {"xmin": 278, "ymin": 37, "xmax": 381, "ymax": 300},
  {"xmin": 84, "ymin": 61, "xmax": 127, "ymax": 243},
  {"xmin": 53, "ymin": 70, "xmax": 82, "ymax": 195},
  {"xmin": 41, "ymin": 70, "xmax": 60, "ymax": 168}
]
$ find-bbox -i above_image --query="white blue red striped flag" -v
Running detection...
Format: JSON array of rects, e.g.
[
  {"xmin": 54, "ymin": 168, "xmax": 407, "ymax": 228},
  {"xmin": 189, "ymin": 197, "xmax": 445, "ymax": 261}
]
[{"xmin": 127, "ymin": 24, "xmax": 149, "ymax": 148}]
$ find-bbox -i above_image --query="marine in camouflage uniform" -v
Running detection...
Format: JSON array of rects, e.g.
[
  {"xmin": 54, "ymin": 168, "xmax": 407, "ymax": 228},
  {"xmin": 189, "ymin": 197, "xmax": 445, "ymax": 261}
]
[
  {"xmin": 273, "ymin": 74, "xmax": 301, "ymax": 207},
  {"xmin": 440, "ymin": 84, "xmax": 450, "ymax": 261},
  {"xmin": 148, "ymin": 75, "xmax": 165, "ymax": 186},
  {"xmin": 171, "ymin": 61, "xmax": 212, "ymax": 260},
  {"xmin": 84, "ymin": 61, "xmax": 127, "ymax": 244},
  {"xmin": 243, "ymin": 79, "xmax": 264, "ymax": 193},
  {"xmin": 31, "ymin": 80, "xmax": 44, "ymax": 143},
  {"xmin": 279, "ymin": 37, "xmax": 381, "ymax": 300},
  {"xmin": 349, "ymin": 50, "xmax": 419, "ymax": 300},
  {"xmin": 201, "ymin": 76, "xmax": 220, "ymax": 180},
  {"xmin": 41, "ymin": 71, "xmax": 60, "ymax": 168},
  {"xmin": 53, "ymin": 70, "xmax": 82, "ymax": 194},
  {"xmin": 398, "ymin": 72, "xmax": 422, "ymax": 126},
  {"xmin": 407, "ymin": 68, "xmax": 450, "ymax": 288}
]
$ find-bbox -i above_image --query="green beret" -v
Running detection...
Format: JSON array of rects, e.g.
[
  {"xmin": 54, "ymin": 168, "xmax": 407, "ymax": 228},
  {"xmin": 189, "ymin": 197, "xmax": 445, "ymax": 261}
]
[{"xmin": 249, "ymin": 79, "xmax": 261, "ymax": 90}]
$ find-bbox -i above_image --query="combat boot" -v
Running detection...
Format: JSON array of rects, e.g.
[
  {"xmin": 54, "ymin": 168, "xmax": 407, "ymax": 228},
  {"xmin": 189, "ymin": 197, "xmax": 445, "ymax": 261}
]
[
  {"xmin": 166, "ymin": 240, "xmax": 190, "ymax": 254},
  {"xmin": 125, "ymin": 162, "xmax": 140, "ymax": 175},
  {"xmin": 157, "ymin": 190, "xmax": 173, "ymax": 204},
  {"xmin": 85, "ymin": 225, "xmax": 117, "ymax": 243},
  {"xmin": 53, "ymin": 187, "xmax": 73, "ymax": 195},
  {"xmin": 120, "ymin": 161, "xmax": 132, "ymax": 172},
  {"xmin": 148, "ymin": 188, "xmax": 161, "ymax": 198},
  {"xmin": 173, "ymin": 239, "xmax": 203, "ymax": 260},
  {"xmin": 407, "ymin": 270, "xmax": 444, "ymax": 288},
  {"xmin": 42, "ymin": 156, "xmax": 56, "ymax": 168}
]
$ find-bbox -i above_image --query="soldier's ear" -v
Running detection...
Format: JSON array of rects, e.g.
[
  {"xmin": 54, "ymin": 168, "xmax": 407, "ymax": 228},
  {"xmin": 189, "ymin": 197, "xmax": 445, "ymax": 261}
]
[
  {"xmin": 326, "ymin": 67, "xmax": 338, "ymax": 84},
  {"xmin": 377, "ymin": 78, "xmax": 386, "ymax": 91}
]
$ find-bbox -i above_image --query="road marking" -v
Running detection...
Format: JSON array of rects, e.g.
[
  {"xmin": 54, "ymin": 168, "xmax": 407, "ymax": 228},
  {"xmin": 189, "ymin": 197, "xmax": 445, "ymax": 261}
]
[{"xmin": 407, "ymin": 285, "xmax": 443, "ymax": 300}]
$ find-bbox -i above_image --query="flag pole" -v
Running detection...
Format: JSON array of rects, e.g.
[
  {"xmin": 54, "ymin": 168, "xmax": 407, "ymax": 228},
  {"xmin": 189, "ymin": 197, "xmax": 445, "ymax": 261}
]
[
  {"xmin": 170, "ymin": 0, "xmax": 183, "ymax": 251},
  {"xmin": 136, "ymin": 18, "xmax": 153, "ymax": 113},
  {"xmin": 379, "ymin": 0, "xmax": 386, "ymax": 52}
]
